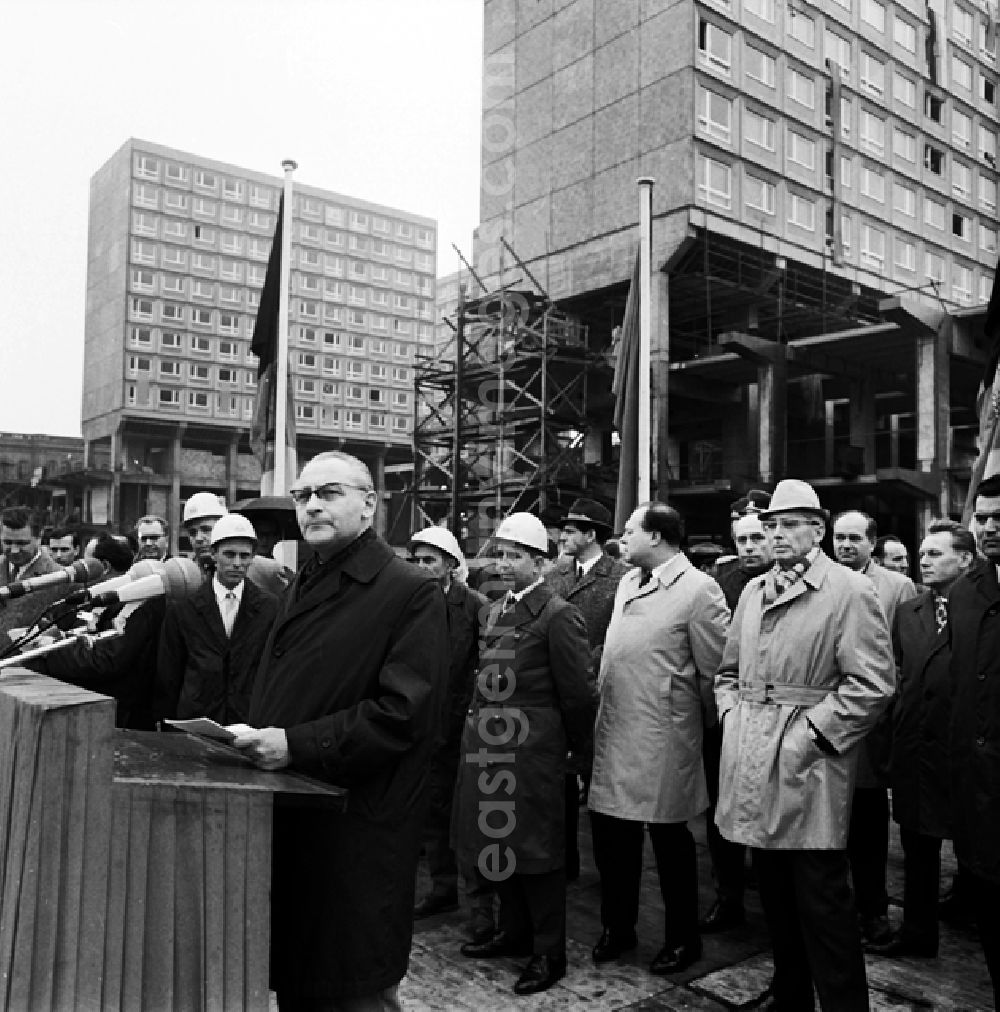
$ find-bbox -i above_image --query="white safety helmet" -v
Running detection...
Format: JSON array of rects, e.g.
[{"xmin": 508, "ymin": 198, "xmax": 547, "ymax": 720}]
[
  {"xmin": 494, "ymin": 512, "xmax": 549, "ymax": 554},
  {"xmin": 209, "ymin": 513, "xmax": 258, "ymax": 547},
  {"xmin": 409, "ymin": 527, "xmax": 465, "ymax": 567},
  {"xmin": 183, "ymin": 492, "xmax": 228, "ymax": 524}
]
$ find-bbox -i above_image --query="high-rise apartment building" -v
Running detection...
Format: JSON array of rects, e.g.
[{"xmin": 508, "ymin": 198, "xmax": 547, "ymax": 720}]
[
  {"xmin": 82, "ymin": 139, "xmax": 435, "ymax": 539},
  {"xmin": 470, "ymin": 0, "xmax": 999, "ymax": 543}
]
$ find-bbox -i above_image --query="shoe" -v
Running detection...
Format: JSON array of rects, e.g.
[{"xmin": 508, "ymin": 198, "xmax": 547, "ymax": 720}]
[
  {"xmin": 413, "ymin": 893, "xmax": 459, "ymax": 919},
  {"xmin": 466, "ymin": 914, "xmax": 496, "ymax": 944},
  {"xmin": 698, "ymin": 898, "xmax": 746, "ymax": 933},
  {"xmin": 591, "ymin": 928, "xmax": 638, "ymax": 962},
  {"xmin": 867, "ymin": 931, "xmax": 937, "ymax": 959},
  {"xmin": 460, "ymin": 932, "xmax": 532, "ymax": 959},
  {"xmin": 649, "ymin": 938, "xmax": 702, "ymax": 975},
  {"xmin": 860, "ymin": 914, "xmax": 893, "ymax": 946},
  {"xmin": 513, "ymin": 953, "xmax": 567, "ymax": 995}
]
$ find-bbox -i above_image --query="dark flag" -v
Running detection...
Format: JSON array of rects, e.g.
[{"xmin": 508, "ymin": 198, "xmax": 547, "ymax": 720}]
[
  {"xmin": 962, "ymin": 254, "xmax": 1000, "ymax": 521},
  {"xmin": 250, "ymin": 195, "xmax": 296, "ymax": 488},
  {"xmin": 612, "ymin": 250, "xmax": 641, "ymax": 534}
]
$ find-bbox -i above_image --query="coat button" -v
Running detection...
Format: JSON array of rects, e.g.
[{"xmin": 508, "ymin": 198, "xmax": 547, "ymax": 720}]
[
  {"xmin": 977, "ymin": 736, "xmax": 987, "ymax": 747},
  {"xmin": 320, "ymin": 738, "xmax": 332, "ymax": 749},
  {"xmin": 979, "ymin": 672, "xmax": 987, "ymax": 681},
  {"xmin": 273, "ymin": 646, "xmax": 284, "ymax": 657}
]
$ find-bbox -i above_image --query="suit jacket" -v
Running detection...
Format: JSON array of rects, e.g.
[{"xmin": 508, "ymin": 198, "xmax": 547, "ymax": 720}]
[
  {"xmin": 545, "ymin": 552, "xmax": 630, "ymax": 676},
  {"xmin": 890, "ymin": 590, "xmax": 952, "ymax": 838},
  {"xmin": 439, "ymin": 578, "xmax": 488, "ymax": 752},
  {"xmin": 0, "ymin": 550, "xmax": 73, "ymax": 644},
  {"xmin": 589, "ymin": 554, "xmax": 730, "ymax": 823},
  {"xmin": 948, "ymin": 559, "xmax": 1000, "ymax": 882},
  {"xmin": 156, "ymin": 577, "xmax": 278, "ymax": 724}
]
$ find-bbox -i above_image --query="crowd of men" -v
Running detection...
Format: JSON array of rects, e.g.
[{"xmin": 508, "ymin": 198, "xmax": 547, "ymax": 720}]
[{"xmin": 1, "ymin": 461, "xmax": 1000, "ymax": 1010}]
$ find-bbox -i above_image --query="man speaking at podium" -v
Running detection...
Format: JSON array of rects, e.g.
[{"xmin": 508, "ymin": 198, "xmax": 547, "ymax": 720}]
[{"xmin": 235, "ymin": 451, "xmax": 448, "ymax": 1012}]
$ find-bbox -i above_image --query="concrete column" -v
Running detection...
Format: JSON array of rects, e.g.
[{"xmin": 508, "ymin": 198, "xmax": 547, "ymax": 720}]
[
  {"xmin": 757, "ymin": 350, "xmax": 787, "ymax": 485},
  {"xmin": 225, "ymin": 432, "xmax": 240, "ymax": 507},
  {"xmin": 916, "ymin": 320, "xmax": 950, "ymax": 515},
  {"xmin": 169, "ymin": 426, "xmax": 185, "ymax": 557},
  {"xmin": 824, "ymin": 401, "xmax": 836, "ymax": 475},
  {"xmin": 109, "ymin": 426, "xmax": 121, "ymax": 526},
  {"xmin": 651, "ymin": 270, "xmax": 671, "ymax": 498},
  {"xmin": 374, "ymin": 449, "xmax": 386, "ymax": 539},
  {"xmin": 849, "ymin": 375, "xmax": 876, "ymax": 473}
]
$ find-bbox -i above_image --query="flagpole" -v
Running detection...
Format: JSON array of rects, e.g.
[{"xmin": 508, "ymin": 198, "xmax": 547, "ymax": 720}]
[
  {"xmin": 637, "ymin": 177, "xmax": 654, "ymax": 504},
  {"xmin": 275, "ymin": 159, "xmax": 296, "ymax": 496}
]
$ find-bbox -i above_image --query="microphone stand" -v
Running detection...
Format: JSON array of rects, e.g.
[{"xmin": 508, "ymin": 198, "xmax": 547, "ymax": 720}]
[
  {"xmin": 0, "ymin": 629, "xmax": 122, "ymax": 671},
  {"xmin": 0, "ymin": 597, "xmax": 99, "ymax": 661}
]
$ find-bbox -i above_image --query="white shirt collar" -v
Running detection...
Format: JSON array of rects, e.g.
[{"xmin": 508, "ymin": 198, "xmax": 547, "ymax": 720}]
[
  {"xmin": 213, "ymin": 575, "xmax": 244, "ymax": 609},
  {"xmin": 509, "ymin": 577, "xmax": 545, "ymax": 604},
  {"xmin": 15, "ymin": 550, "xmax": 42, "ymax": 581},
  {"xmin": 577, "ymin": 553, "xmax": 602, "ymax": 576}
]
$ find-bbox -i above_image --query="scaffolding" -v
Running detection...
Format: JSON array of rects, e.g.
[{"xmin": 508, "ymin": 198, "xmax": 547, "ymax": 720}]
[{"xmin": 407, "ymin": 276, "xmax": 607, "ymax": 553}]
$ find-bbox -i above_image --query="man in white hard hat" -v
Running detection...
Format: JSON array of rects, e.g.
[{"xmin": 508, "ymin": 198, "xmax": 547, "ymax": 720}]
[
  {"xmin": 156, "ymin": 512, "xmax": 278, "ymax": 725},
  {"xmin": 452, "ymin": 511, "xmax": 594, "ymax": 996},
  {"xmin": 182, "ymin": 491, "xmax": 227, "ymax": 573},
  {"xmin": 715, "ymin": 479, "xmax": 894, "ymax": 1011},
  {"xmin": 408, "ymin": 527, "xmax": 493, "ymax": 939},
  {"xmin": 233, "ymin": 451, "xmax": 448, "ymax": 1010}
]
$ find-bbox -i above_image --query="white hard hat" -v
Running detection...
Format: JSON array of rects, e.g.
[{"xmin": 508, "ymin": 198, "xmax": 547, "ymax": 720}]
[
  {"xmin": 183, "ymin": 492, "xmax": 228, "ymax": 524},
  {"xmin": 409, "ymin": 527, "xmax": 465, "ymax": 567},
  {"xmin": 494, "ymin": 512, "xmax": 549, "ymax": 554},
  {"xmin": 209, "ymin": 513, "xmax": 258, "ymax": 547}
]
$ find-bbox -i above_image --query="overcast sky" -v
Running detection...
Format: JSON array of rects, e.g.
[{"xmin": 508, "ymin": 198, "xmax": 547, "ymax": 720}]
[{"xmin": 0, "ymin": 0, "xmax": 483, "ymax": 437}]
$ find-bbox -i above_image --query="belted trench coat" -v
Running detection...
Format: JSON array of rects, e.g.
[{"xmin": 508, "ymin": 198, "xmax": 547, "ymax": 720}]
[{"xmin": 715, "ymin": 550, "xmax": 895, "ymax": 849}]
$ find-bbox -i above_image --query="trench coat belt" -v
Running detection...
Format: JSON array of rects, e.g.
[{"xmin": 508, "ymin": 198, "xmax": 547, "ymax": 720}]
[{"xmin": 738, "ymin": 682, "xmax": 831, "ymax": 706}]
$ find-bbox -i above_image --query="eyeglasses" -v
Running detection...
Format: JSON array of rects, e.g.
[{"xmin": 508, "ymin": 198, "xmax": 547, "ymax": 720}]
[
  {"xmin": 761, "ymin": 518, "xmax": 817, "ymax": 532},
  {"xmin": 288, "ymin": 482, "xmax": 373, "ymax": 504},
  {"xmin": 973, "ymin": 511, "xmax": 1000, "ymax": 525}
]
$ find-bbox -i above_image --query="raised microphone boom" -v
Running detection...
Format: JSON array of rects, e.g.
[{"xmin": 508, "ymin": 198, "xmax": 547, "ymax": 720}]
[{"xmin": 0, "ymin": 558, "xmax": 105, "ymax": 601}]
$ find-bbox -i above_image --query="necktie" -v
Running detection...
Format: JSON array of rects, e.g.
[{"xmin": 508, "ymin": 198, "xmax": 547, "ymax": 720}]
[
  {"xmin": 638, "ymin": 569, "xmax": 653, "ymax": 587},
  {"xmin": 222, "ymin": 591, "xmax": 238, "ymax": 637},
  {"xmin": 501, "ymin": 592, "xmax": 515, "ymax": 615},
  {"xmin": 934, "ymin": 593, "xmax": 948, "ymax": 635},
  {"xmin": 575, "ymin": 561, "xmax": 584, "ymax": 580}
]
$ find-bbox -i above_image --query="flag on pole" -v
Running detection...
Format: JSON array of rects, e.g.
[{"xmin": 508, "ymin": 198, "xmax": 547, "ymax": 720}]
[
  {"xmin": 962, "ymin": 255, "xmax": 1000, "ymax": 521},
  {"xmin": 612, "ymin": 250, "xmax": 642, "ymax": 534},
  {"xmin": 250, "ymin": 195, "xmax": 296, "ymax": 494}
]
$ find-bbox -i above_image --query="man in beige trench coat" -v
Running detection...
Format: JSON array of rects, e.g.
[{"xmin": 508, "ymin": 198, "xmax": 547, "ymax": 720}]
[
  {"xmin": 588, "ymin": 502, "xmax": 730, "ymax": 976},
  {"xmin": 715, "ymin": 480, "xmax": 894, "ymax": 1012}
]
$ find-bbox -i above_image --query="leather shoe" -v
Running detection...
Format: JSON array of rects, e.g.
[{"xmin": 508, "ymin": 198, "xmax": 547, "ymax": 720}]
[
  {"xmin": 699, "ymin": 898, "xmax": 746, "ymax": 933},
  {"xmin": 649, "ymin": 938, "xmax": 702, "ymax": 975},
  {"xmin": 513, "ymin": 953, "xmax": 567, "ymax": 995},
  {"xmin": 413, "ymin": 893, "xmax": 459, "ymax": 919},
  {"xmin": 866, "ymin": 931, "xmax": 937, "ymax": 959},
  {"xmin": 860, "ymin": 914, "xmax": 893, "ymax": 946},
  {"xmin": 591, "ymin": 928, "xmax": 638, "ymax": 962},
  {"xmin": 460, "ymin": 932, "xmax": 532, "ymax": 959}
]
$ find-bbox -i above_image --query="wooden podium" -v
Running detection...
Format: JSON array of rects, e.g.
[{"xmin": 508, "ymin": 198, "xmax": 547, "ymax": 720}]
[{"xmin": 0, "ymin": 669, "xmax": 345, "ymax": 1011}]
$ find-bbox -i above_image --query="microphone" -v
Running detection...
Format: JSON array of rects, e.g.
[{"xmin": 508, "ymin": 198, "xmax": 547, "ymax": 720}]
[
  {"xmin": 56, "ymin": 560, "xmax": 166, "ymax": 608},
  {"xmin": 90, "ymin": 557, "xmax": 202, "ymax": 606},
  {"xmin": 0, "ymin": 558, "xmax": 105, "ymax": 601}
]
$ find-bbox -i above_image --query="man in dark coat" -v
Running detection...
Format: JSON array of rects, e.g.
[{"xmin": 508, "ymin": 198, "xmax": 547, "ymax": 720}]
[
  {"xmin": 408, "ymin": 526, "xmax": 490, "ymax": 933},
  {"xmin": 454, "ymin": 511, "xmax": 594, "ymax": 996},
  {"xmin": 156, "ymin": 513, "xmax": 277, "ymax": 725},
  {"xmin": 872, "ymin": 519, "xmax": 975, "ymax": 959},
  {"xmin": 544, "ymin": 497, "xmax": 628, "ymax": 880},
  {"xmin": 234, "ymin": 451, "xmax": 448, "ymax": 1010},
  {"xmin": 0, "ymin": 506, "xmax": 67, "ymax": 645},
  {"xmin": 949, "ymin": 472, "xmax": 1000, "ymax": 1005}
]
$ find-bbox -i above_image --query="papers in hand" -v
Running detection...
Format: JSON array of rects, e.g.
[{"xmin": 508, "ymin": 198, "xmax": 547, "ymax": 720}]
[{"xmin": 164, "ymin": 718, "xmax": 256, "ymax": 743}]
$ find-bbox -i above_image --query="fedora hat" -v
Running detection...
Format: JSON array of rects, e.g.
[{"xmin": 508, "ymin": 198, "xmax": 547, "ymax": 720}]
[
  {"xmin": 563, "ymin": 498, "xmax": 613, "ymax": 536},
  {"xmin": 759, "ymin": 479, "xmax": 829, "ymax": 520}
]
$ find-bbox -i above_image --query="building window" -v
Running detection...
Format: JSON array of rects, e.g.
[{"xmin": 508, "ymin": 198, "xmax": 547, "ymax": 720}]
[
  {"xmin": 393, "ymin": 366, "xmax": 410, "ymax": 381},
  {"xmin": 745, "ymin": 45, "xmax": 776, "ymax": 87},
  {"xmin": 982, "ymin": 175, "xmax": 998, "ymax": 212},
  {"xmin": 859, "ymin": 110, "xmax": 885, "ymax": 156},
  {"xmin": 368, "ymin": 388, "xmax": 386, "ymax": 405},
  {"xmin": 982, "ymin": 74, "xmax": 997, "ymax": 105},
  {"xmin": 860, "ymin": 166, "xmax": 885, "ymax": 201},
  {"xmin": 825, "ymin": 31, "xmax": 851, "ymax": 77},
  {"xmin": 953, "ymin": 4, "xmax": 974, "ymax": 45},
  {"xmin": 323, "ymin": 356, "xmax": 341, "ymax": 375},
  {"xmin": 924, "ymin": 91, "xmax": 943, "ymax": 122},
  {"xmin": 163, "ymin": 191, "xmax": 187, "ymax": 212},
  {"xmin": 192, "ymin": 198, "xmax": 216, "ymax": 220},
  {"xmin": 981, "ymin": 19, "xmax": 997, "ymax": 60},
  {"xmin": 788, "ymin": 67, "xmax": 815, "ymax": 108},
  {"xmin": 133, "ymin": 184, "xmax": 158, "ymax": 209},
  {"xmin": 345, "ymin": 411, "xmax": 363, "ymax": 431},
  {"xmin": 953, "ymin": 55, "xmax": 973, "ymax": 91},
  {"xmin": 788, "ymin": 193, "xmax": 815, "ymax": 231},
  {"xmin": 924, "ymin": 198, "xmax": 946, "ymax": 229},
  {"xmin": 163, "ymin": 220, "xmax": 186, "ymax": 240},
  {"xmin": 745, "ymin": 175, "xmax": 776, "ymax": 215},
  {"xmin": 299, "ymin": 300, "xmax": 319, "ymax": 321},
  {"xmin": 982, "ymin": 224, "xmax": 999, "ymax": 254},
  {"xmin": 325, "ymin": 207, "xmax": 345, "ymax": 227},
  {"xmin": 135, "ymin": 155, "xmax": 159, "ymax": 179},
  {"xmin": 369, "ymin": 413, "xmax": 387, "ymax": 430},
  {"xmin": 131, "ymin": 269, "xmax": 155, "ymax": 291},
  {"xmin": 162, "ymin": 303, "xmax": 186, "ymax": 324},
  {"xmin": 371, "ymin": 315, "xmax": 388, "ymax": 332},
  {"xmin": 953, "ymin": 212, "xmax": 972, "ymax": 240},
  {"xmin": 893, "ymin": 128, "xmax": 916, "ymax": 162},
  {"xmin": 158, "ymin": 389, "xmax": 180, "ymax": 408},
  {"xmin": 395, "ymin": 221, "xmax": 412, "ymax": 239},
  {"xmin": 924, "ymin": 144, "xmax": 944, "ymax": 175},
  {"xmin": 697, "ymin": 19, "xmax": 732, "ymax": 73},
  {"xmin": 786, "ymin": 129, "xmax": 816, "ymax": 171},
  {"xmin": 392, "ymin": 391, "xmax": 410, "ymax": 408},
  {"xmin": 860, "ymin": 224, "xmax": 885, "ymax": 267},
  {"xmin": 298, "ymin": 353, "xmax": 317, "ymax": 369},
  {"xmin": 926, "ymin": 252, "xmax": 945, "ymax": 282},
  {"xmin": 220, "ymin": 259, "xmax": 242, "ymax": 282},
  {"xmin": 219, "ymin": 313, "xmax": 240, "ymax": 335},
  {"xmin": 127, "ymin": 356, "xmax": 151, "ymax": 374},
  {"xmin": 296, "ymin": 378, "xmax": 317, "ymax": 395},
  {"xmin": 697, "ymin": 156, "xmax": 732, "ymax": 209},
  {"xmin": 295, "ymin": 404, "xmax": 316, "ymax": 423},
  {"xmin": 348, "ymin": 334, "xmax": 365, "ymax": 352},
  {"xmin": 393, "ymin": 417, "xmax": 409, "ymax": 433},
  {"xmin": 161, "ymin": 331, "xmax": 182, "ymax": 351},
  {"xmin": 348, "ymin": 309, "xmax": 367, "ymax": 327},
  {"xmin": 194, "ymin": 170, "xmax": 217, "ymax": 191},
  {"xmin": 249, "ymin": 185, "xmax": 271, "ymax": 208},
  {"xmin": 219, "ymin": 342, "xmax": 238, "ymax": 361},
  {"xmin": 893, "ymin": 16, "xmax": 916, "ymax": 53},
  {"xmin": 860, "ymin": 0, "xmax": 885, "ymax": 32},
  {"xmin": 860, "ymin": 52, "xmax": 885, "ymax": 96},
  {"xmin": 159, "ymin": 360, "xmax": 181, "ymax": 379},
  {"xmin": 192, "ymin": 309, "xmax": 212, "ymax": 329},
  {"xmin": 895, "ymin": 239, "xmax": 916, "ymax": 271},
  {"xmin": 130, "ymin": 326, "xmax": 152, "ymax": 347},
  {"xmin": 162, "ymin": 275, "xmax": 184, "ymax": 296},
  {"xmin": 350, "ymin": 211, "xmax": 370, "ymax": 231},
  {"xmin": 222, "ymin": 178, "xmax": 243, "ymax": 201},
  {"xmin": 300, "ymin": 276, "xmax": 321, "ymax": 295},
  {"xmin": 188, "ymin": 391, "xmax": 209, "ymax": 409},
  {"xmin": 190, "ymin": 364, "xmax": 210, "ymax": 383},
  {"xmin": 298, "ymin": 326, "xmax": 317, "ymax": 344},
  {"xmin": 954, "ymin": 161, "xmax": 972, "ymax": 200},
  {"xmin": 893, "ymin": 182, "xmax": 916, "ymax": 216},
  {"xmin": 953, "ymin": 265, "xmax": 973, "ymax": 303},
  {"xmin": 953, "ymin": 109, "xmax": 972, "ymax": 149},
  {"xmin": 893, "ymin": 72, "xmax": 916, "ymax": 109},
  {"xmin": 300, "ymin": 197, "xmax": 322, "ymax": 218},
  {"xmin": 324, "ymin": 331, "xmax": 342, "ymax": 348},
  {"xmin": 745, "ymin": 0, "xmax": 774, "ymax": 20},
  {"xmin": 980, "ymin": 125, "xmax": 998, "ymax": 164},
  {"xmin": 787, "ymin": 9, "xmax": 815, "ymax": 48}
]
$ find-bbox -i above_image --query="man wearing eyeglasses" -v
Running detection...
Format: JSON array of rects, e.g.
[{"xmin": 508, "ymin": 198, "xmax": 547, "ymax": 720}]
[
  {"xmin": 134, "ymin": 515, "xmax": 170, "ymax": 562},
  {"xmin": 715, "ymin": 479, "xmax": 894, "ymax": 1012},
  {"xmin": 234, "ymin": 451, "xmax": 448, "ymax": 1012},
  {"xmin": 948, "ymin": 471, "xmax": 1000, "ymax": 1007}
]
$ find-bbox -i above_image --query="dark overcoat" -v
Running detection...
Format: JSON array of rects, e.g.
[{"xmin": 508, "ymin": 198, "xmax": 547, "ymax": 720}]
[
  {"xmin": 889, "ymin": 590, "xmax": 953, "ymax": 838},
  {"xmin": 439, "ymin": 578, "xmax": 489, "ymax": 752},
  {"xmin": 248, "ymin": 529, "xmax": 448, "ymax": 1001},
  {"xmin": 156, "ymin": 577, "xmax": 278, "ymax": 724},
  {"xmin": 948, "ymin": 559, "xmax": 1000, "ymax": 882},
  {"xmin": 452, "ymin": 582, "xmax": 594, "ymax": 876}
]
